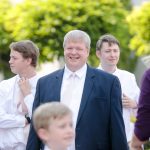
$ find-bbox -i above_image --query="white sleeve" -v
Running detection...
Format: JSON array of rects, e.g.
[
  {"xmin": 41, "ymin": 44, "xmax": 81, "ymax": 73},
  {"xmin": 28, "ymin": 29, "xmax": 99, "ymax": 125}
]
[
  {"xmin": 0, "ymin": 98, "xmax": 26, "ymax": 128},
  {"xmin": 0, "ymin": 80, "xmax": 26, "ymax": 129},
  {"xmin": 131, "ymin": 74, "xmax": 140, "ymax": 103},
  {"xmin": 24, "ymin": 93, "xmax": 34, "ymax": 118}
]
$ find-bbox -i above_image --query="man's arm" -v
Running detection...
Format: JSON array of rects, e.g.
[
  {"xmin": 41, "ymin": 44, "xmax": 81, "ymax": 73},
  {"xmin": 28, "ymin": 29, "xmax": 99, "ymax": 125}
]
[
  {"xmin": 122, "ymin": 74, "xmax": 140, "ymax": 109},
  {"xmin": 26, "ymin": 121, "xmax": 42, "ymax": 150},
  {"xmin": 26, "ymin": 80, "xmax": 42, "ymax": 150},
  {"xmin": 122, "ymin": 94, "xmax": 137, "ymax": 109},
  {"xmin": 0, "ymin": 87, "xmax": 26, "ymax": 128},
  {"xmin": 110, "ymin": 77, "xmax": 129, "ymax": 149},
  {"xmin": 130, "ymin": 133, "xmax": 145, "ymax": 150},
  {"xmin": 131, "ymin": 69, "xmax": 150, "ymax": 149},
  {"xmin": 0, "ymin": 107, "xmax": 26, "ymax": 128}
]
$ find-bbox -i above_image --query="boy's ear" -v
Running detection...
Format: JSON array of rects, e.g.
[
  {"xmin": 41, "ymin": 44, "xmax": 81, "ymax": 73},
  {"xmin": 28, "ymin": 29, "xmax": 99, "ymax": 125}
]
[
  {"xmin": 37, "ymin": 128, "xmax": 49, "ymax": 141},
  {"xmin": 96, "ymin": 50, "xmax": 101, "ymax": 59},
  {"xmin": 26, "ymin": 58, "xmax": 32, "ymax": 65}
]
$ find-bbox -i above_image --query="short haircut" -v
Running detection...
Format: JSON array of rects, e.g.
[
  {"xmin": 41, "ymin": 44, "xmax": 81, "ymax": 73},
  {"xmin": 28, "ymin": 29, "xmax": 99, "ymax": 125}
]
[
  {"xmin": 96, "ymin": 34, "xmax": 120, "ymax": 51},
  {"xmin": 9, "ymin": 40, "xmax": 39, "ymax": 67},
  {"xmin": 63, "ymin": 29, "xmax": 91, "ymax": 50},
  {"xmin": 33, "ymin": 102, "xmax": 72, "ymax": 132}
]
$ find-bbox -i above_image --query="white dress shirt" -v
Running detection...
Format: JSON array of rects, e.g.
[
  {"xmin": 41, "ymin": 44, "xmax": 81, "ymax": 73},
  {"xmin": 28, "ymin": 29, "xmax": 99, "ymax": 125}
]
[
  {"xmin": 0, "ymin": 74, "xmax": 40, "ymax": 150},
  {"xmin": 60, "ymin": 64, "xmax": 87, "ymax": 150},
  {"xmin": 98, "ymin": 66, "xmax": 140, "ymax": 142},
  {"xmin": 44, "ymin": 145, "xmax": 50, "ymax": 150}
]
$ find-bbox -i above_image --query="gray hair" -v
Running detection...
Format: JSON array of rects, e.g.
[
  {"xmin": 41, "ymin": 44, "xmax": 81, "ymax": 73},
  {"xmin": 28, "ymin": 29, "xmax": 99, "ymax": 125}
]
[{"xmin": 63, "ymin": 30, "xmax": 91, "ymax": 50}]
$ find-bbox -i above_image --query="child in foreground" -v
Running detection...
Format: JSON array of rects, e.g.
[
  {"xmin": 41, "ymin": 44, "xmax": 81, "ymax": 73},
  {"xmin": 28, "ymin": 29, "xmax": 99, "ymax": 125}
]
[{"xmin": 33, "ymin": 102, "xmax": 75, "ymax": 150}]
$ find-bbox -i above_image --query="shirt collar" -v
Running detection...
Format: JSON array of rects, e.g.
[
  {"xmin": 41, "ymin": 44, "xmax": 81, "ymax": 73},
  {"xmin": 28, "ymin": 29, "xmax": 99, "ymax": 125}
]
[
  {"xmin": 113, "ymin": 67, "xmax": 119, "ymax": 75},
  {"xmin": 98, "ymin": 64, "xmax": 118, "ymax": 74},
  {"xmin": 64, "ymin": 64, "xmax": 87, "ymax": 79},
  {"xmin": 44, "ymin": 145, "xmax": 50, "ymax": 150},
  {"xmin": 16, "ymin": 74, "xmax": 39, "ymax": 81}
]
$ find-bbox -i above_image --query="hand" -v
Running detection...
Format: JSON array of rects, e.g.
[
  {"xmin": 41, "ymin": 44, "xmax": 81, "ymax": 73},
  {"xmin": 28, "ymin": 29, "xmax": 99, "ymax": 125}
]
[
  {"xmin": 130, "ymin": 134, "xmax": 145, "ymax": 150},
  {"xmin": 130, "ymin": 146, "xmax": 143, "ymax": 150},
  {"xmin": 122, "ymin": 93, "xmax": 137, "ymax": 109},
  {"xmin": 25, "ymin": 118, "xmax": 29, "ymax": 126},
  {"xmin": 18, "ymin": 77, "xmax": 31, "ymax": 97}
]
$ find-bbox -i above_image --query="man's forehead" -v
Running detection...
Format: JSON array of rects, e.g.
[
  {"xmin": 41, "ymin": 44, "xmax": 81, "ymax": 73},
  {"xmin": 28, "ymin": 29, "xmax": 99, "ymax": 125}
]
[
  {"xmin": 102, "ymin": 42, "xmax": 120, "ymax": 48},
  {"xmin": 10, "ymin": 49, "xmax": 22, "ymax": 56},
  {"xmin": 67, "ymin": 39, "xmax": 84, "ymax": 43}
]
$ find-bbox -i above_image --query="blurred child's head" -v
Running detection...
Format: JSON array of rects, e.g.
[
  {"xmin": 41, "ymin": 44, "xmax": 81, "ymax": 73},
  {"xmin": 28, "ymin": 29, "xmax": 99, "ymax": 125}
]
[{"xmin": 33, "ymin": 102, "xmax": 74, "ymax": 150}]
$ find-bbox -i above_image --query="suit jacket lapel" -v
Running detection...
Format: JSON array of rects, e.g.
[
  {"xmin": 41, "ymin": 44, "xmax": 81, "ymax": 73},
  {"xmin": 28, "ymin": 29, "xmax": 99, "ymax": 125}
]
[
  {"xmin": 76, "ymin": 66, "xmax": 95, "ymax": 126},
  {"xmin": 54, "ymin": 69, "xmax": 64, "ymax": 101}
]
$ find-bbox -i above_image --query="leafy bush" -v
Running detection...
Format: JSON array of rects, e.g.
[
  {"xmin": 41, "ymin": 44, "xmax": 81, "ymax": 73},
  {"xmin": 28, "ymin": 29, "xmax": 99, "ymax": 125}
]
[
  {"xmin": 127, "ymin": 2, "xmax": 150, "ymax": 56},
  {"xmin": 1, "ymin": 0, "xmax": 134, "ymax": 77}
]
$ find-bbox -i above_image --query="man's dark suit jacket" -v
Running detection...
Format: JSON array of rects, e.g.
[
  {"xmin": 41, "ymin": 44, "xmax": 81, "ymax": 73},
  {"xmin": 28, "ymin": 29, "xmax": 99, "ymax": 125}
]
[{"xmin": 26, "ymin": 65, "xmax": 128, "ymax": 150}]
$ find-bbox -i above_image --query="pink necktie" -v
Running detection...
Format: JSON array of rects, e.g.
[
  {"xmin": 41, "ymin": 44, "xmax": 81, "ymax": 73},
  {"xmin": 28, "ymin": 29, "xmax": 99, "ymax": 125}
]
[{"xmin": 62, "ymin": 73, "xmax": 76, "ymax": 106}]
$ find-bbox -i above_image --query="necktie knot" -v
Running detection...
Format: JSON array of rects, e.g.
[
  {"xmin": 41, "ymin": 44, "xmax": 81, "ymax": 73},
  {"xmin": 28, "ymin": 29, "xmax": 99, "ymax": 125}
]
[{"xmin": 69, "ymin": 73, "xmax": 78, "ymax": 79}]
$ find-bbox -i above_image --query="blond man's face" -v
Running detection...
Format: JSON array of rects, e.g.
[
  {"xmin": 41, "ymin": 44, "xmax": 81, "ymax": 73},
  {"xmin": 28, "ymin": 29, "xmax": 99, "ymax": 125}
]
[{"xmin": 64, "ymin": 41, "xmax": 89, "ymax": 72}]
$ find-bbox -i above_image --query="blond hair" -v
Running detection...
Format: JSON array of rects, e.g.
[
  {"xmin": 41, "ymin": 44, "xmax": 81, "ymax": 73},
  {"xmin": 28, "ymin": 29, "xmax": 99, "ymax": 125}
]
[
  {"xmin": 63, "ymin": 29, "xmax": 91, "ymax": 50},
  {"xmin": 33, "ymin": 102, "xmax": 72, "ymax": 132}
]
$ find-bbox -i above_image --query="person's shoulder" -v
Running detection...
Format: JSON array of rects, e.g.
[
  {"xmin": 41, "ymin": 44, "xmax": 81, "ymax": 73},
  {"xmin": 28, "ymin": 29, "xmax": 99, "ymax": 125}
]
[
  {"xmin": 143, "ymin": 68, "xmax": 150, "ymax": 80},
  {"xmin": 0, "ymin": 75, "xmax": 16, "ymax": 85},
  {"xmin": 0, "ymin": 75, "xmax": 17, "ymax": 92},
  {"xmin": 117, "ymin": 68, "xmax": 135, "ymax": 77},
  {"xmin": 89, "ymin": 66, "xmax": 117, "ymax": 79},
  {"xmin": 38, "ymin": 68, "xmax": 64, "ymax": 81},
  {"xmin": 145, "ymin": 68, "xmax": 150, "ymax": 75}
]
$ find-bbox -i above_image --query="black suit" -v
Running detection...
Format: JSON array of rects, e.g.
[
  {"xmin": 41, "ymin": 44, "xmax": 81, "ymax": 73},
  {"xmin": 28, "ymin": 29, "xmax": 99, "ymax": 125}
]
[{"xmin": 26, "ymin": 65, "xmax": 128, "ymax": 150}]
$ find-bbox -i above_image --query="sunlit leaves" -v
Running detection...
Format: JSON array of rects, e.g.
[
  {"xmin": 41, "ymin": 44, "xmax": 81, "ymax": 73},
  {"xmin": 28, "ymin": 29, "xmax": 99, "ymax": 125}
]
[
  {"xmin": 127, "ymin": 2, "xmax": 150, "ymax": 56},
  {"xmin": 0, "ymin": 0, "xmax": 133, "ymax": 77}
]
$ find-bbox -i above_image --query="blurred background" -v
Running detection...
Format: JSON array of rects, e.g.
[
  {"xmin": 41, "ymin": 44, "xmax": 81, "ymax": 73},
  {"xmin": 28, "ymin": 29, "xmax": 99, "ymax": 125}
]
[
  {"xmin": 0, "ymin": 0, "xmax": 150, "ymax": 85},
  {"xmin": 0, "ymin": 0, "xmax": 150, "ymax": 149}
]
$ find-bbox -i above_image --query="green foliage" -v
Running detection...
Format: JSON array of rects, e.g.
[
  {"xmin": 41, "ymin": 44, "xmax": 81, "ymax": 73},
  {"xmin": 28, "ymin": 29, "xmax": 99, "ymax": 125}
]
[
  {"xmin": 127, "ymin": 2, "xmax": 150, "ymax": 57},
  {"xmin": 145, "ymin": 141, "xmax": 150, "ymax": 150},
  {"xmin": 0, "ymin": 0, "xmax": 14, "ymax": 77},
  {"xmin": 120, "ymin": 0, "xmax": 132, "ymax": 10},
  {"xmin": 1, "ymin": 0, "xmax": 134, "ymax": 77}
]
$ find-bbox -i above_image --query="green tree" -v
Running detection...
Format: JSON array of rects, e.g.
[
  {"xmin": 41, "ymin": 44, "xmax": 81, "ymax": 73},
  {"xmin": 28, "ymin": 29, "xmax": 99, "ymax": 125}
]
[
  {"xmin": 0, "ymin": 0, "xmax": 14, "ymax": 77},
  {"xmin": 127, "ymin": 2, "xmax": 150, "ymax": 56},
  {"xmin": 120, "ymin": 0, "xmax": 132, "ymax": 10},
  {"xmin": 1, "ymin": 0, "xmax": 133, "ymax": 78}
]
